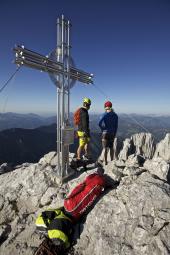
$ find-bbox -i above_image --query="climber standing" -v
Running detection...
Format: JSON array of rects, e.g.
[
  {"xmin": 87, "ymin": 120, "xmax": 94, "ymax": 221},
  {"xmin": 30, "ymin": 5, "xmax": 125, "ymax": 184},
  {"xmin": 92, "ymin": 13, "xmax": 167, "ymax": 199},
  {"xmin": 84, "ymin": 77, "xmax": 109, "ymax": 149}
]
[
  {"xmin": 74, "ymin": 98, "xmax": 91, "ymax": 163},
  {"xmin": 98, "ymin": 101, "xmax": 118, "ymax": 165}
]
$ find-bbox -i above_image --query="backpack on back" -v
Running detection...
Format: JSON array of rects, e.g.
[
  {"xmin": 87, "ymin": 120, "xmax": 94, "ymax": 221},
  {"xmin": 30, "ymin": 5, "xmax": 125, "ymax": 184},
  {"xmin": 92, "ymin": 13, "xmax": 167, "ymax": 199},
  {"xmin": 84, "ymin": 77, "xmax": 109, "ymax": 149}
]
[
  {"xmin": 73, "ymin": 108, "xmax": 81, "ymax": 126},
  {"xmin": 64, "ymin": 173, "xmax": 106, "ymax": 221}
]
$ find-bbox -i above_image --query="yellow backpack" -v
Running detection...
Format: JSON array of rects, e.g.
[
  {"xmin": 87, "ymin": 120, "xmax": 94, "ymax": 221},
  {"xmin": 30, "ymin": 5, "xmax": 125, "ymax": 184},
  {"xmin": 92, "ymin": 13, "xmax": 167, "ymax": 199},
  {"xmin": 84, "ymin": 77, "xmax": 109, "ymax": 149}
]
[{"xmin": 35, "ymin": 207, "xmax": 73, "ymax": 249}]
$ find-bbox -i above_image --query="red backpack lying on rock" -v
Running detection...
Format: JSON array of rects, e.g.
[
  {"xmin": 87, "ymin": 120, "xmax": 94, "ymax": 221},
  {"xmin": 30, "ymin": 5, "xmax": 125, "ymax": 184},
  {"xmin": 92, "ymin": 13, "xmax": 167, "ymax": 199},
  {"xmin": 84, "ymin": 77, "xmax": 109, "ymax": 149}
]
[{"xmin": 64, "ymin": 169, "xmax": 106, "ymax": 221}]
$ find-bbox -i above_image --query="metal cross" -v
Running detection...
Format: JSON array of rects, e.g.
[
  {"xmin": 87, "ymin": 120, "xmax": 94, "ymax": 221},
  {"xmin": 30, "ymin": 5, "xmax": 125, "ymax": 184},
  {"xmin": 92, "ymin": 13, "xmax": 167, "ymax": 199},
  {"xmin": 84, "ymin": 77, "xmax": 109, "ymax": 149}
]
[{"xmin": 13, "ymin": 15, "xmax": 93, "ymax": 180}]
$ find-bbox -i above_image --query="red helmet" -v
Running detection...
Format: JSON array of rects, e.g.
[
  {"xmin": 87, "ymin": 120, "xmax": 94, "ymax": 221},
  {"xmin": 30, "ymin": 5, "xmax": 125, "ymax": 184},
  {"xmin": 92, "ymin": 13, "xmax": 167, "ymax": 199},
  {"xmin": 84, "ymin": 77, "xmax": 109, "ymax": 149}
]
[{"xmin": 104, "ymin": 101, "xmax": 112, "ymax": 108}]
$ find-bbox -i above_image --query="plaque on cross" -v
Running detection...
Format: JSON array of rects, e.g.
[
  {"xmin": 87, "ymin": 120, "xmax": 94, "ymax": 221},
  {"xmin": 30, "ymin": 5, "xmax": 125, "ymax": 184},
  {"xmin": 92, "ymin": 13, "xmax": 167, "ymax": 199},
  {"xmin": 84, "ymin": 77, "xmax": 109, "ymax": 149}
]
[{"xmin": 13, "ymin": 15, "xmax": 93, "ymax": 180}]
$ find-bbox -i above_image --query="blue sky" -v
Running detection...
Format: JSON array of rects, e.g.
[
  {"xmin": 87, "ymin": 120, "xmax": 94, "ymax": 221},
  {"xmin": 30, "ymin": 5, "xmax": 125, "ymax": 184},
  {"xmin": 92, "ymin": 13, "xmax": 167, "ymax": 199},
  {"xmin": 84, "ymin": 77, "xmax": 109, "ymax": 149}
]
[{"xmin": 0, "ymin": 0, "xmax": 170, "ymax": 115}]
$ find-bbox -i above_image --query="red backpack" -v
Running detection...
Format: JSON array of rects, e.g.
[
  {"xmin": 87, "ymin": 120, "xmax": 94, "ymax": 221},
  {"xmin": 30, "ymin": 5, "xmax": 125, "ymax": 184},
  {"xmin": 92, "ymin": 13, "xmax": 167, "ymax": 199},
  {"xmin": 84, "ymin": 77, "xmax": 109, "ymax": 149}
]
[
  {"xmin": 73, "ymin": 108, "xmax": 81, "ymax": 126},
  {"xmin": 64, "ymin": 173, "xmax": 106, "ymax": 221}
]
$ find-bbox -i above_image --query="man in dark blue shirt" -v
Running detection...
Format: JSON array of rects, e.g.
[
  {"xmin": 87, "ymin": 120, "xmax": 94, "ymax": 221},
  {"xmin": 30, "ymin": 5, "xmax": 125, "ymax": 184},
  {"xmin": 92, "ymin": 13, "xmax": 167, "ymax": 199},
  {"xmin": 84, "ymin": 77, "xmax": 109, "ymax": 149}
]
[{"xmin": 98, "ymin": 101, "xmax": 118, "ymax": 165}]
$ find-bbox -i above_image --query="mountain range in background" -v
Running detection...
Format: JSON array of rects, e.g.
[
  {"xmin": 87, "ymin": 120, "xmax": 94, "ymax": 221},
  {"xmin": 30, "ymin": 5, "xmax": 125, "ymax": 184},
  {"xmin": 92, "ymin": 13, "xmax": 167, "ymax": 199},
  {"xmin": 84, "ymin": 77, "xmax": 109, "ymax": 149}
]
[
  {"xmin": 0, "ymin": 112, "xmax": 170, "ymax": 165},
  {"xmin": 0, "ymin": 112, "xmax": 56, "ymax": 130}
]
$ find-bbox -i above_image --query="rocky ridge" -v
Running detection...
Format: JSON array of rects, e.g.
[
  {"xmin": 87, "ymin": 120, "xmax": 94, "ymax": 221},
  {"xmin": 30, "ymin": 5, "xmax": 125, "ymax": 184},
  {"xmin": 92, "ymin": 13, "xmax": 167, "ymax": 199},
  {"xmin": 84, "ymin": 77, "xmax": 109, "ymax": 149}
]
[{"xmin": 0, "ymin": 133, "xmax": 170, "ymax": 255}]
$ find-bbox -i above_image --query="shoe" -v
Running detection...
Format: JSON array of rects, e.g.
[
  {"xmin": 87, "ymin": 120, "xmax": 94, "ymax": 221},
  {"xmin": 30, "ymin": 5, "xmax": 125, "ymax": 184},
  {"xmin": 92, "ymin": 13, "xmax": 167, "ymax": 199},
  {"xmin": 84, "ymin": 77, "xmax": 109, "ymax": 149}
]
[
  {"xmin": 83, "ymin": 155, "xmax": 92, "ymax": 161},
  {"xmin": 95, "ymin": 159, "xmax": 103, "ymax": 167},
  {"xmin": 76, "ymin": 158, "xmax": 84, "ymax": 168},
  {"xmin": 70, "ymin": 158, "xmax": 81, "ymax": 169},
  {"xmin": 73, "ymin": 153, "xmax": 77, "ymax": 158}
]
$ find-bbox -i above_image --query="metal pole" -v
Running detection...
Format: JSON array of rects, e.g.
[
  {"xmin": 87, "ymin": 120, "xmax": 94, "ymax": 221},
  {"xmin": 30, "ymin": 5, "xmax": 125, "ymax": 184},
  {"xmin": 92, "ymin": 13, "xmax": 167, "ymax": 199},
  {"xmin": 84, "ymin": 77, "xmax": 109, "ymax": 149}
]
[
  {"xmin": 57, "ymin": 17, "xmax": 61, "ymax": 175},
  {"xmin": 57, "ymin": 88, "xmax": 61, "ymax": 175},
  {"xmin": 66, "ymin": 20, "xmax": 71, "ymax": 170},
  {"xmin": 61, "ymin": 14, "xmax": 65, "ymax": 178},
  {"xmin": 67, "ymin": 20, "xmax": 71, "ymax": 124}
]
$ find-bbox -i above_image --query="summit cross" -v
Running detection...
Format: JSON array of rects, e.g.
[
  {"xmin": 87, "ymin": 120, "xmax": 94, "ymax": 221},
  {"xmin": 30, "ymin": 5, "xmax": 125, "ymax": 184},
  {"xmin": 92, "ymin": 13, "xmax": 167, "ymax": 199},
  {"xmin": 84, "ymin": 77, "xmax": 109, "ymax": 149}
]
[{"xmin": 13, "ymin": 15, "xmax": 93, "ymax": 180}]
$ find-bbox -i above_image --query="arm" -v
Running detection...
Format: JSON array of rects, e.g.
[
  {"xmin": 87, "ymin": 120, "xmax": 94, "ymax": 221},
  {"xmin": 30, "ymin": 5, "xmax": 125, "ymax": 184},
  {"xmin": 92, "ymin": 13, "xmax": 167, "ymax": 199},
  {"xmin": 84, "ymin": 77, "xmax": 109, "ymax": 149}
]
[
  {"xmin": 113, "ymin": 114, "xmax": 118, "ymax": 136},
  {"xmin": 98, "ymin": 114, "xmax": 105, "ymax": 131},
  {"xmin": 81, "ymin": 109, "xmax": 90, "ymax": 136}
]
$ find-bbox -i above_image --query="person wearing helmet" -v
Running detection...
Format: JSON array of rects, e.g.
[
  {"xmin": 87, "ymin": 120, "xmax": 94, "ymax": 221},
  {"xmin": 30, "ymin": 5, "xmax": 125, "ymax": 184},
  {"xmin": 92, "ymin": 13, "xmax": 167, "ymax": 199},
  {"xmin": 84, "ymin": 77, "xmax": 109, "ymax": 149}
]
[
  {"xmin": 76, "ymin": 97, "xmax": 91, "ymax": 161},
  {"xmin": 98, "ymin": 101, "xmax": 118, "ymax": 165}
]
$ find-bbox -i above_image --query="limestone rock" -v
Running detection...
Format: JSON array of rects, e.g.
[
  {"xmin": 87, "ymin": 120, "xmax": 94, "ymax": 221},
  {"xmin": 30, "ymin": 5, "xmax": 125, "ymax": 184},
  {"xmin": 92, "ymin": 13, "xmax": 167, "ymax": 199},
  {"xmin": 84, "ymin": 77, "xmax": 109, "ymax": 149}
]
[
  {"xmin": 114, "ymin": 159, "xmax": 126, "ymax": 168},
  {"xmin": 74, "ymin": 172, "xmax": 170, "ymax": 255},
  {"xmin": 0, "ymin": 141, "xmax": 170, "ymax": 255},
  {"xmin": 144, "ymin": 158, "xmax": 170, "ymax": 182},
  {"xmin": 39, "ymin": 151, "xmax": 57, "ymax": 165},
  {"xmin": 154, "ymin": 133, "xmax": 170, "ymax": 161},
  {"xmin": 113, "ymin": 137, "xmax": 119, "ymax": 160},
  {"xmin": 118, "ymin": 133, "xmax": 156, "ymax": 161},
  {"xmin": 110, "ymin": 164, "xmax": 124, "ymax": 182},
  {"xmin": 125, "ymin": 154, "xmax": 145, "ymax": 167},
  {"xmin": 131, "ymin": 132, "xmax": 156, "ymax": 159},
  {"xmin": 119, "ymin": 138, "xmax": 132, "ymax": 161},
  {"xmin": 123, "ymin": 166, "xmax": 146, "ymax": 176},
  {"xmin": 40, "ymin": 187, "xmax": 58, "ymax": 206},
  {"xmin": 0, "ymin": 163, "xmax": 12, "ymax": 175}
]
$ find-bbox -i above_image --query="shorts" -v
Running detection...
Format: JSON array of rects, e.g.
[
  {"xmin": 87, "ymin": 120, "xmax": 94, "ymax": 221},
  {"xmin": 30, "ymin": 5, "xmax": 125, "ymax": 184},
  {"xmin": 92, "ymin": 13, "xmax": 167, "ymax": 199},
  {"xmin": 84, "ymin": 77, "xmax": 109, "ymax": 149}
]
[
  {"xmin": 77, "ymin": 131, "xmax": 90, "ymax": 147},
  {"xmin": 102, "ymin": 132, "xmax": 115, "ymax": 148}
]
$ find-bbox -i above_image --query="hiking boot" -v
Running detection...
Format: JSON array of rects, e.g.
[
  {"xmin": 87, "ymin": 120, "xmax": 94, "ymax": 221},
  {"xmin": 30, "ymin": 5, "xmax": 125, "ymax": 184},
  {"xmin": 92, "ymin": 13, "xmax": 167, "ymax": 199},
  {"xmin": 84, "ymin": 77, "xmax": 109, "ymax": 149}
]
[
  {"xmin": 83, "ymin": 155, "xmax": 92, "ymax": 161},
  {"xmin": 76, "ymin": 158, "xmax": 84, "ymax": 168},
  {"xmin": 70, "ymin": 158, "xmax": 81, "ymax": 169},
  {"xmin": 98, "ymin": 159, "xmax": 104, "ymax": 165},
  {"xmin": 95, "ymin": 159, "xmax": 103, "ymax": 167}
]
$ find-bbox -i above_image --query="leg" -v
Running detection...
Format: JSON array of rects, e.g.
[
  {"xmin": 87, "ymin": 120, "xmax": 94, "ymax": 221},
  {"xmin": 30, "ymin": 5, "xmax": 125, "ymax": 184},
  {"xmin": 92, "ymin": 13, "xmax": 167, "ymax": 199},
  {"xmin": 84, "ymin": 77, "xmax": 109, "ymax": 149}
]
[
  {"xmin": 110, "ymin": 146, "xmax": 114, "ymax": 161},
  {"xmin": 84, "ymin": 143, "xmax": 88, "ymax": 156},
  {"xmin": 99, "ymin": 148, "xmax": 105, "ymax": 161},
  {"xmin": 98, "ymin": 133, "xmax": 107, "ymax": 164},
  {"xmin": 101, "ymin": 138, "xmax": 108, "ymax": 165},
  {"xmin": 77, "ymin": 136, "xmax": 85, "ymax": 160},
  {"xmin": 77, "ymin": 145, "xmax": 84, "ymax": 160},
  {"xmin": 102, "ymin": 133, "xmax": 109, "ymax": 165},
  {"xmin": 109, "ymin": 135, "xmax": 115, "ymax": 161},
  {"xmin": 84, "ymin": 137, "xmax": 90, "ymax": 156},
  {"xmin": 104, "ymin": 147, "xmax": 108, "ymax": 165}
]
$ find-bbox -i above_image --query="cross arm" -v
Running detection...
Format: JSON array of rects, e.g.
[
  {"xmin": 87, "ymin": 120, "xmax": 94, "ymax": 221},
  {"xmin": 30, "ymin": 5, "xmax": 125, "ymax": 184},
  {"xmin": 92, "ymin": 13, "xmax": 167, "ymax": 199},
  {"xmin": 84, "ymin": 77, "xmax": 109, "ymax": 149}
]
[{"xmin": 13, "ymin": 45, "xmax": 93, "ymax": 84}]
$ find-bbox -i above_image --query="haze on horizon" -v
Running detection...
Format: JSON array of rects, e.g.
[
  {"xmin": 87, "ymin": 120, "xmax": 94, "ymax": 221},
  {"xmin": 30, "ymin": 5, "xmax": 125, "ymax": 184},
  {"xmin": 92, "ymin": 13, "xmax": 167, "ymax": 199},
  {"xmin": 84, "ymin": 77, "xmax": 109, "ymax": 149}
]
[{"xmin": 0, "ymin": 0, "xmax": 170, "ymax": 116}]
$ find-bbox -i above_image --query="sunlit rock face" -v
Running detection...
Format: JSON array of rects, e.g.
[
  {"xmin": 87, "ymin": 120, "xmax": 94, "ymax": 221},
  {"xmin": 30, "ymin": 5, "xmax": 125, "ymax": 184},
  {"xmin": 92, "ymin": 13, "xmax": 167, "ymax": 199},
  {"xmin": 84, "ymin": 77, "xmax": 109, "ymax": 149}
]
[
  {"xmin": 0, "ymin": 133, "xmax": 170, "ymax": 255},
  {"xmin": 154, "ymin": 133, "xmax": 170, "ymax": 161}
]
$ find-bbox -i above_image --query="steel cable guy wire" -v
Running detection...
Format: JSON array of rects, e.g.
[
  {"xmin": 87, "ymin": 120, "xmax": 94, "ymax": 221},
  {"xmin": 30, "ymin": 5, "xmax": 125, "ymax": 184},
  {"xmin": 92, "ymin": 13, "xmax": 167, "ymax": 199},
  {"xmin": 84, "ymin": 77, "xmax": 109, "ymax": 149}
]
[{"xmin": 0, "ymin": 66, "xmax": 21, "ymax": 94}]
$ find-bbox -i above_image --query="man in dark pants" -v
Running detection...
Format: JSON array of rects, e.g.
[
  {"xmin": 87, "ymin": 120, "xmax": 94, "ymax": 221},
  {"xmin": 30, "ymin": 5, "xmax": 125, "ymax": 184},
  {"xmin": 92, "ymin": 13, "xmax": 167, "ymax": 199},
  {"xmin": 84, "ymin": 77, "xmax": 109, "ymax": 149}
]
[{"xmin": 98, "ymin": 101, "xmax": 118, "ymax": 165}]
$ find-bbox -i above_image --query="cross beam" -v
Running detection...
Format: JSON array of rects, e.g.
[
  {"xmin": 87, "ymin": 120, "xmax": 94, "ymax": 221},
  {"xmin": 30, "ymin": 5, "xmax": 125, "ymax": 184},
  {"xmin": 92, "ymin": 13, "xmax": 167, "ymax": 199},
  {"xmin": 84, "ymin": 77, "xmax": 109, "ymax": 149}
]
[
  {"xmin": 13, "ymin": 15, "xmax": 93, "ymax": 180},
  {"xmin": 13, "ymin": 45, "xmax": 93, "ymax": 85}
]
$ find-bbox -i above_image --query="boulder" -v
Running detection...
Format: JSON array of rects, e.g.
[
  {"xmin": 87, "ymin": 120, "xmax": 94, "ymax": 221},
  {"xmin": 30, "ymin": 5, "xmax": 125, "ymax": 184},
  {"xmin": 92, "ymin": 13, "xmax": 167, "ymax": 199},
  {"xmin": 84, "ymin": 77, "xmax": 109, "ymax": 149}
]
[
  {"xmin": 144, "ymin": 158, "xmax": 170, "ymax": 182},
  {"xmin": 131, "ymin": 133, "xmax": 156, "ymax": 159},
  {"xmin": 119, "ymin": 138, "xmax": 132, "ymax": 161},
  {"xmin": 0, "ymin": 163, "xmax": 12, "ymax": 175},
  {"xmin": 0, "ymin": 140, "xmax": 170, "ymax": 255},
  {"xmin": 39, "ymin": 151, "xmax": 56, "ymax": 165},
  {"xmin": 74, "ymin": 172, "xmax": 170, "ymax": 255},
  {"xmin": 125, "ymin": 154, "xmax": 145, "ymax": 167},
  {"xmin": 154, "ymin": 133, "xmax": 170, "ymax": 161},
  {"xmin": 118, "ymin": 133, "xmax": 156, "ymax": 161}
]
